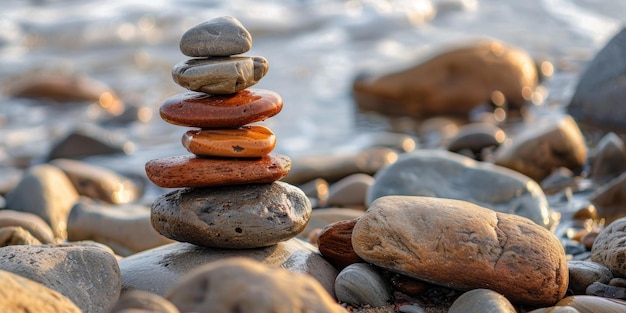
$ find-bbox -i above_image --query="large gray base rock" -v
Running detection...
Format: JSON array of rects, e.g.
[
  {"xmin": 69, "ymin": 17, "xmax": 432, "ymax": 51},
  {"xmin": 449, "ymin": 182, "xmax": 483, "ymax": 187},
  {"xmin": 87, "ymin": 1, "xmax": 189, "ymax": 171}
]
[{"xmin": 119, "ymin": 238, "xmax": 338, "ymax": 298}]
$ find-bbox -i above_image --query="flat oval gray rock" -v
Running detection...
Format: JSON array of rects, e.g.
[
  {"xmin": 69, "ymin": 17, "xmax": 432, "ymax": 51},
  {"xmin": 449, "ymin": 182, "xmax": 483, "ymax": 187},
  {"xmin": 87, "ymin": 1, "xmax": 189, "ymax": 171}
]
[
  {"xmin": 118, "ymin": 238, "xmax": 338, "ymax": 298},
  {"xmin": 171, "ymin": 56, "xmax": 268, "ymax": 94},
  {"xmin": 179, "ymin": 16, "xmax": 252, "ymax": 57},
  {"xmin": 367, "ymin": 149, "xmax": 550, "ymax": 227},
  {"xmin": 0, "ymin": 244, "xmax": 121, "ymax": 313},
  {"xmin": 151, "ymin": 181, "xmax": 311, "ymax": 249},
  {"xmin": 335, "ymin": 263, "xmax": 392, "ymax": 307}
]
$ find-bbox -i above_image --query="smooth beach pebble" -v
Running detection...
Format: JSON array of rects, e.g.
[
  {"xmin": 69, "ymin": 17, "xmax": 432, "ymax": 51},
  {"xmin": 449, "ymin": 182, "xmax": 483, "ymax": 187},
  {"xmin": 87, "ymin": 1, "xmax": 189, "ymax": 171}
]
[
  {"xmin": 448, "ymin": 289, "xmax": 516, "ymax": 313},
  {"xmin": 145, "ymin": 153, "xmax": 291, "ymax": 188},
  {"xmin": 335, "ymin": 263, "xmax": 393, "ymax": 308},
  {"xmin": 567, "ymin": 260, "xmax": 613, "ymax": 295},
  {"xmin": 151, "ymin": 181, "xmax": 311, "ymax": 249},
  {"xmin": 172, "ymin": 56, "xmax": 268, "ymax": 94},
  {"xmin": 179, "ymin": 16, "xmax": 252, "ymax": 57},
  {"xmin": 166, "ymin": 258, "xmax": 345, "ymax": 313},
  {"xmin": 159, "ymin": 89, "xmax": 282, "ymax": 128},
  {"xmin": 182, "ymin": 125, "xmax": 276, "ymax": 158},
  {"xmin": 352, "ymin": 196, "xmax": 568, "ymax": 307}
]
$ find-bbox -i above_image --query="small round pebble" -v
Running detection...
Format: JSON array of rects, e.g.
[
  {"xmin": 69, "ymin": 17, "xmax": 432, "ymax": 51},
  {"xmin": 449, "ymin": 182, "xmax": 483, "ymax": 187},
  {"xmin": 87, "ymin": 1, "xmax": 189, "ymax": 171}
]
[{"xmin": 179, "ymin": 16, "xmax": 252, "ymax": 57}]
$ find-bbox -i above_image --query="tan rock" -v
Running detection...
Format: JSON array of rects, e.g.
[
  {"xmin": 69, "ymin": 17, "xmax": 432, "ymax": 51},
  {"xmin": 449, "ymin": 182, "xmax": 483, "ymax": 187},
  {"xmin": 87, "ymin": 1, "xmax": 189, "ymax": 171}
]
[
  {"xmin": 352, "ymin": 196, "xmax": 568, "ymax": 306},
  {"xmin": 166, "ymin": 257, "xmax": 345, "ymax": 313},
  {"xmin": 0, "ymin": 243, "xmax": 121, "ymax": 312},
  {"xmin": 5, "ymin": 164, "xmax": 80, "ymax": 240},
  {"xmin": 0, "ymin": 269, "xmax": 82, "ymax": 313},
  {"xmin": 111, "ymin": 290, "xmax": 179, "ymax": 313},
  {"xmin": 495, "ymin": 115, "xmax": 587, "ymax": 182},
  {"xmin": 0, "ymin": 226, "xmax": 42, "ymax": 246},
  {"xmin": 591, "ymin": 216, "xmax": 626, "ymax": 277},
  {"xmin": 67, "ymin": 200, "xmax": 173, "ymax": 256},
  {"xmin": 0, "ymin": 210, "xmax": 56, "ymax": 244},
  {"xmin": 51, "ymin": 158, "xmax": 142, "ymax": 204},
  {"xmin": 353, "ymin": 40, "xmax": 537, "ymax": 118}
]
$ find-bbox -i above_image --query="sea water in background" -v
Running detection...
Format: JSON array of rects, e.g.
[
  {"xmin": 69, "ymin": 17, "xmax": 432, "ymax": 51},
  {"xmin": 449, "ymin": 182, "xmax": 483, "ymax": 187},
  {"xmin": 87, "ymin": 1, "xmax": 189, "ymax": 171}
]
[{"xmin": 0, "ymin": 0, "xmax": 624, "ymax": 176}]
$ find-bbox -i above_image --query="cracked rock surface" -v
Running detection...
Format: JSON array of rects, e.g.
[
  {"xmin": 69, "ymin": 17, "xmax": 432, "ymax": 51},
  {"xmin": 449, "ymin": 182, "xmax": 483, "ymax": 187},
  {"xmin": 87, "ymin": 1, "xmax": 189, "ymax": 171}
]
[{"xmin": 351, "ymin": 195, "xmax": 568, "ymax": 307}]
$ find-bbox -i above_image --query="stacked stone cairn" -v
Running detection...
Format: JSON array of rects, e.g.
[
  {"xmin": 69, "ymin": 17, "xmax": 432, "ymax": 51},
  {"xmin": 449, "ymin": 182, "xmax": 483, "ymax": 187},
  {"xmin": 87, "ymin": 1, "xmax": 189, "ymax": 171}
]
[{"xmin": 145, "ymin": 16, "xmax": 311, "ymax": 250}]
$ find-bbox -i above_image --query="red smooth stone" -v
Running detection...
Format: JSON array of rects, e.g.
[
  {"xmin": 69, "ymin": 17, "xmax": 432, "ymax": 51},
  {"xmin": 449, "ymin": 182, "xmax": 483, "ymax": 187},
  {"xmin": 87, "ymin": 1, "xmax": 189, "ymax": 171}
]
[
  {"xmin": 145, "ymin": 154, "xmax": 291, "ymax": 188},
  {"xmin": 159, "ymin": 89, "xmax": 282, "ymax": 128}
]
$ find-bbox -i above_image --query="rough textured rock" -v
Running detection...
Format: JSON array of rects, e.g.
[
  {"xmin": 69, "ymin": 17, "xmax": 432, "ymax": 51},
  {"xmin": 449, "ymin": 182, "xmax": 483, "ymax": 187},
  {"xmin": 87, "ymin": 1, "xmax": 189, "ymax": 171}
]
[
  {"xmin": 353, "ymin": 40, "xmax": 537, "ymax": 118},
  {"xmin": 145, "ymin": 153, "xmax": 291, "ymax": 188},
  {"xmin": 0, "ymin": 226, "xmax": 42, "ymax": 246},
  {"xmin": 172, "ymin": 56, "xmax": 268, "ymax": 94},
  {"xmin": 590, "ymin": 172, "xmax": 626, "ymax": 225},
  {"xmin": 568, "ymin": 260, "xmax": 613, "ymax": 295},
  {"xmin": 0, "ymin": 269, "xmax": 82, "ymax": 313},
  {"xmin": 111, "ymin": 290, "xmax": 179, "ymax": 313},
  {"xmin": 165, "ymin": 257, "xmax": 344, "ymax": 313},
  {"xmin": 568, "ymin": 27, "xmax": 626, "ymax": 130},
  {"xmin": 151, "ymin": 181, "xmax": 310, "ymax": 248},
  {"xmin": 589, "ymin": 132, "xmax": 626, "ymax": 181},
  {"xmin": 51, "ymin": 158, "xmax": 141, "ymax": 204},
  {"xmin": 318, "ymin": 219, "xmax": 364, "ymax": 269},
  {"xmin": 68, "ymin": 200, "xmax": 173, "ymax": 256},
  {"xmin": 179, "ymin": 16, "xmax": 252, "ymax": 57},
  {"xmin": 448, "ymin": 289, "xmax": 516, "ymax": 313},
  {"xmin": 5, "ymin": 164, "xmax": 80, "ymax": 240},
  {"xmin": 367, "ymin": 149, "xmax": 550, "ymax": 227},
  {"xmin": 591, "ymin": 216, "xmax": 626, "ymax": 277},
  {"xmin": 0, "ymin": 244, "xmax": 121, "ymax": 313},
  {"xmin": 119, "ymin": 238, "xmax": 338, "ymax": 298},
  {"xmin": 352, "ymin": 196, "xmax": 568, "ymax": 306},
  {"xmin": 182, "ymin": 125, "xmax": 276, "ymax": 158},
  {"xmin": 0, "ymin": 209, "xmax": 55, "ymax": 244},
  {"xmin": 494, "ymin": 115, "xmax": 587, "ymax": 182},
  {"xmin": 335, "ymin": 263, "xmax": 392, "ymax": 307}
]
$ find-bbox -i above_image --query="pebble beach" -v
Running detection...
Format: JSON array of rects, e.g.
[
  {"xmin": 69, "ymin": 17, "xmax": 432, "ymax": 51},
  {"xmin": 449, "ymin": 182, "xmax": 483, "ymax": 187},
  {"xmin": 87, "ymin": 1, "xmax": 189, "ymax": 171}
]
[{"xmin": 1, "ymin": 1, "xmax": 626, "ymax": 312}]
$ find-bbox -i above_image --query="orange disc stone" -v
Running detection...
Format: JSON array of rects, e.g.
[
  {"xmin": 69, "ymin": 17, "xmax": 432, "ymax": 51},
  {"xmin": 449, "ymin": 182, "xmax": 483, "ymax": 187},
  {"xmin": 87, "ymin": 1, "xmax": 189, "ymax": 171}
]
[
  {"xmin": 159, "ymin": 89, "xmax": 282, "ymax": 128},
  {"xmin": 145, "ymin": 154, "xmax": 291, "ymax": 188},
  {"xmin": 182, "ymin": 125, "xmax": 276, "ymax": 158}
]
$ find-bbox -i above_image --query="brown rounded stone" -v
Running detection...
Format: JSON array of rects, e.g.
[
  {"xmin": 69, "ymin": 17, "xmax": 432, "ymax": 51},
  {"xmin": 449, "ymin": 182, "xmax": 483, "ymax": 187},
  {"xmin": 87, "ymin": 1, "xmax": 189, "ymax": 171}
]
[
  {"xmin": 171, "ymin": 56, "xmax": 268, "ymax": 94},
  {"xmin": 0, "ymin": 270, "xmax": 82, "ymax": 313},
  {"xmin": 318, "ymin": 219, "xmax": 364, "ymax": 270},
  {"xmin": 0, "ymin": 210, "xmax": 55, "ymax": 244},
  {"xmin": 0, "ymin": 226, "xmax": 42, "ymax": 246},
  {"xmin": 145, "ymin": 153, "xmax": 291, "ymax": 188},
  {"xmin": 159, "ymin": 89, "xmax": 282, "ymax": 128},
  {"xmin": 352, "ymin": 196, "xmax": 568, "ymax": 307},
  {"xmin": 353, "ymin": 40, "xmax": 538, "ymax": 119},
  {"xmin": 165, "ymin": 257, "xmax": 345, "ymax": 313},
  {"xmin": 182, "ymin": 125, "xmax": 276, "ymax": 158}
]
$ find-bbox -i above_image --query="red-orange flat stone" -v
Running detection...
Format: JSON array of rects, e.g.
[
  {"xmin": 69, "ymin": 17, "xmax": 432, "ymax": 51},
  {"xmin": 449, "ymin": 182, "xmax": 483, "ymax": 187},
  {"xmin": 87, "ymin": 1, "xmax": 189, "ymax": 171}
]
[
  {"xmin": 159, "ymin": 89, "xmax": 282, "ymax": 128},
  {"xmin": 145, "ymin": 154, "xmax": 291, "ymax": 188},
  {"xmin": 182, "ymin": 125, "xmax": 276, "ymax": 158}
]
